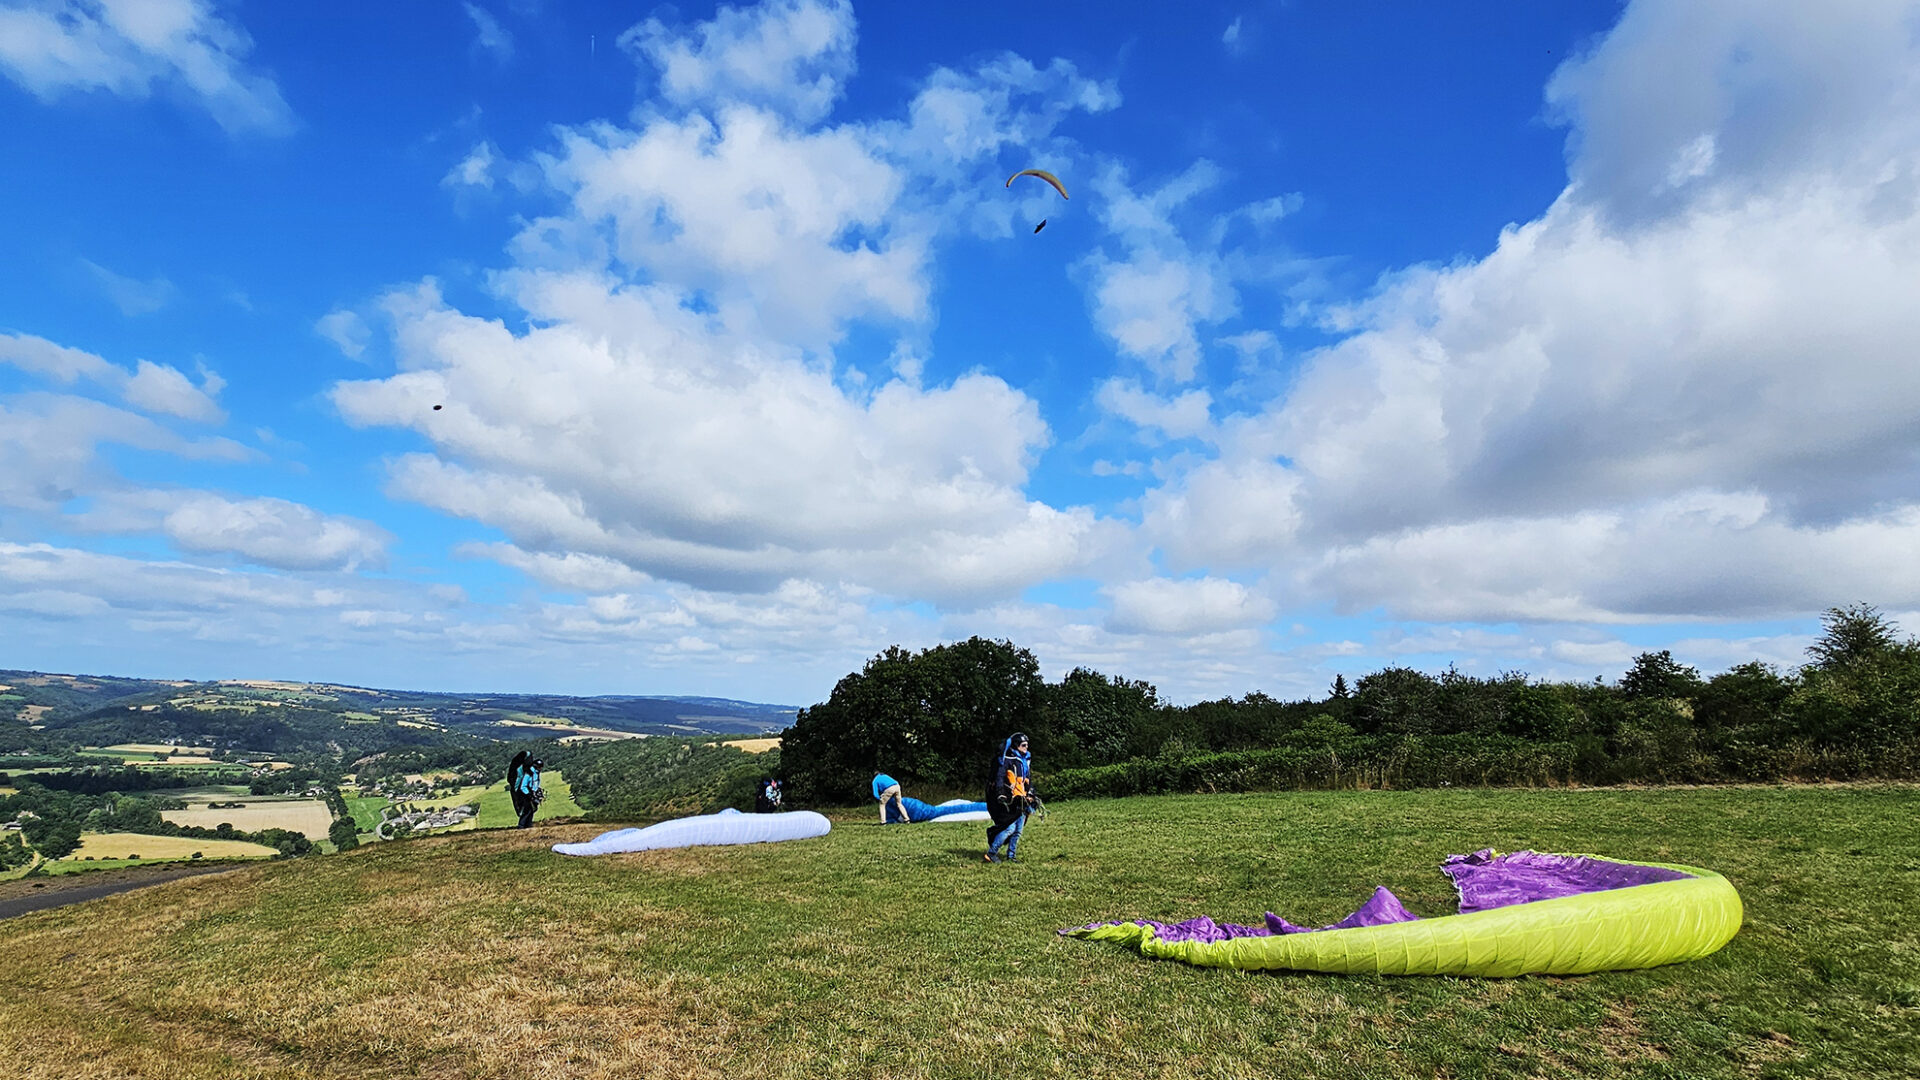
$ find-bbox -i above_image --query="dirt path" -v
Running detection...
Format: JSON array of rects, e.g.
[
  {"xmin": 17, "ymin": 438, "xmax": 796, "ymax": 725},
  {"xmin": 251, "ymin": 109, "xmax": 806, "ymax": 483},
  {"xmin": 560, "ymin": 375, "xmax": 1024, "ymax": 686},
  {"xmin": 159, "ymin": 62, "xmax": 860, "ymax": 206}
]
[{"xmin": 0, "ymin": 862, "xmax": 242, "ymax": 920}]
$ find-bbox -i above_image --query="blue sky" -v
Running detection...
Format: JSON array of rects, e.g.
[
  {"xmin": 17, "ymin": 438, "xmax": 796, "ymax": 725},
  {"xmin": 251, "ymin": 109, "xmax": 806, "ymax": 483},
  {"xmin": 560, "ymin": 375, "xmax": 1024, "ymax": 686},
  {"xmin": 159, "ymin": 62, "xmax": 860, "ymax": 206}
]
[{"xmin": 4, "ymin": 0, "xmax": 1919, "ymax": 705}]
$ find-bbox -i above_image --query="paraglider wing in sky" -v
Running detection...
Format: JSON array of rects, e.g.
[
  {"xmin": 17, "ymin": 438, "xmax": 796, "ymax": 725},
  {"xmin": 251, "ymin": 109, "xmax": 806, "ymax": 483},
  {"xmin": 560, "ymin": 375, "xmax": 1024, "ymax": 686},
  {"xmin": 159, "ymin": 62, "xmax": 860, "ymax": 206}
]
[{"xmin": 1006, "ymin": 168, "xmax": 1069, "ymax": 200}]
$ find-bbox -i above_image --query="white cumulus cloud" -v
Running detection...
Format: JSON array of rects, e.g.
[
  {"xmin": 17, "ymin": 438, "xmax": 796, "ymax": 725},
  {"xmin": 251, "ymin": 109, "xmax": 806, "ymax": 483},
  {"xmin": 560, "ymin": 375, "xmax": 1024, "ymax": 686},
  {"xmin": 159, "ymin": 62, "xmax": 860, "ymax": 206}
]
[
  {"xmin": 1104, "ymin": 576, "xmax": 1276, "ymax": 635},
  {"xmin": 0, "ymin": 0, "xmax": 293, "ymax": 134},
  {"xmin": 1133, "ymin": 0, "xmax": 1920, "ymax": 625},
  {"xmin": 332, "ymin": 1, "xmax": 1126, "ymax": 611}
]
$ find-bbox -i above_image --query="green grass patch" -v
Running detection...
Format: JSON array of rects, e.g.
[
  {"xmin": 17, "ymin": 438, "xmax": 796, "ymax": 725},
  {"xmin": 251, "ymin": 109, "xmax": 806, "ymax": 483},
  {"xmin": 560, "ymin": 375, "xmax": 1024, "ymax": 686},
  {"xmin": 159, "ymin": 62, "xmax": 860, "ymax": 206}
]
[
  {"xmin": 347, "ymin": 772, "xmax": 584, "ymax": 836},
  {"xmin": 172, "ymin": 783, "xmax": 254, "ymax": 799},
  {"xmin": 3, "ymin": 785, "xmax": 1915, "ymax": 1079},
  {"xmin": 344, "ymin": 795, "xmax": 390, "ymax": 832},
  {"xmin": 460, "ymin": 770, "xmax": 584, "ymax": 828}
]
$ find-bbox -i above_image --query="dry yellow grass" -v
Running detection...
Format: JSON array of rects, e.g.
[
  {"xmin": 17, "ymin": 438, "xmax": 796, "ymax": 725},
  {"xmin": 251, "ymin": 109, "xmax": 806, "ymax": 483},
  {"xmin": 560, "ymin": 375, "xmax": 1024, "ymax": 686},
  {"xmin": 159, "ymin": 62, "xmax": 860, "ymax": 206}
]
[
  {"xmin": 103, "ymin": 743, "xmax": 198, "ymax": 753},
  {"xmin": 720, "ymin": 738, "xmax": 781, "ymax": 754},
  {"xmin": 497, "ymin": 717, "xmax": 641, "ymax": 740},
  {"xmin": 4, "ymin": 829, "xmax": 759, "ymax": 1080},
  {"xmin": 164, "ymin": 800, "xmax": 333, "ymax": 837},
  {"xmin": 67, "ymin": 832, "xmax": 277, "ymax": 860}
]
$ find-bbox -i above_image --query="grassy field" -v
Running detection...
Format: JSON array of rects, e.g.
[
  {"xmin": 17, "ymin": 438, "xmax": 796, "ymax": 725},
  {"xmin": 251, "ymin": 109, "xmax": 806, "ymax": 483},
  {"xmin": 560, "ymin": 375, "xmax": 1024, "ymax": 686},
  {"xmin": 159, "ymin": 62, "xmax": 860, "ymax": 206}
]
[
  {"xmin": 720, "ymin": 737, "xmax": 781, "ymax": 753},
  {"xmin": 163, "ymin": 798, "xmax": 334, "ymax": 837},
  {"xmin": 344, "ymin": 772, "xmax": 585, "ymax": 837},
  {"xmin": 2, "ymin": 786, "xmax": 1916, "ymax": 1079},
  {"xmin": 62, "ymin": 832, "xmax": 279, "ymax": 862},
  {"xmin": 345, "ymin": 794, "xmax": 390, "ymax": 832},
  {"xmin": 458, "ymin": 770, "xmax": 584, "ymax": 828}
]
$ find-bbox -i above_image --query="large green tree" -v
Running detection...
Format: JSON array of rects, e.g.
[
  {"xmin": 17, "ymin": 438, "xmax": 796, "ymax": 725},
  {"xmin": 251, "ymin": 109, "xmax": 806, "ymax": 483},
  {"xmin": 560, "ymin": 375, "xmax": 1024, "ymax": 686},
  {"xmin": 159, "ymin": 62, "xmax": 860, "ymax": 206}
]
[
  {"xmin": 781, "ymin": 637, "xmax": 1043, "ymax": 804},
  {"xmin": 1042, "ymin": 668, "xmax": 1159, "ymax": 769},
  {"xmin": 1806, "ymin": 603, "xmax": 1901, "ymax": 672},
  {"xmin": 1619, "ymin": 650, "xmax": 1703, "ymax": 701}
]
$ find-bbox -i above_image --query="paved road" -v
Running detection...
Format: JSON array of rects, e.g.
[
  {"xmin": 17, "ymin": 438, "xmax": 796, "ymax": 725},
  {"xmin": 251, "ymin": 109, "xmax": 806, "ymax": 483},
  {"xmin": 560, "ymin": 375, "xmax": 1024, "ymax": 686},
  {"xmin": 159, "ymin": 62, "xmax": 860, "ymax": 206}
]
[{"xmin": 0, "ymin": 864, "xmax": 240, "ymax": 921}]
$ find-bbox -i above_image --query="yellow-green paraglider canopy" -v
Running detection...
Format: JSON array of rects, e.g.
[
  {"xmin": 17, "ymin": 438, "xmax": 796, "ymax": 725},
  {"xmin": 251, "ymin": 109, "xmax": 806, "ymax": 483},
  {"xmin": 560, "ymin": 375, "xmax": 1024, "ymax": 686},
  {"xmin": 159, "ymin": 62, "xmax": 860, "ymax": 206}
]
[
  {"xmin": 1006, "ymin": 168, "xmax": 1069, "ymax": 200},
  {"xmin": 1064, "ymin": 850, "xmax": 1743, "ymax": 976}
]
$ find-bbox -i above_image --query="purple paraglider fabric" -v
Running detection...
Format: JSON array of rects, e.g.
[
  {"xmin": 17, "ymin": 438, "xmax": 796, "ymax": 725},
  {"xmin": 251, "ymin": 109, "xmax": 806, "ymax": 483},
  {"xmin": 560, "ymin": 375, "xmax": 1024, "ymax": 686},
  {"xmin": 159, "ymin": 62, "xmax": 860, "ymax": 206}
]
[
  {"xmin": 1062, "ymin": 850, "xmax": 1697, "ymax": 945},
  {"xmin": 1441, "ymin": 848, "xmax": 1690, "ymax": 912}
]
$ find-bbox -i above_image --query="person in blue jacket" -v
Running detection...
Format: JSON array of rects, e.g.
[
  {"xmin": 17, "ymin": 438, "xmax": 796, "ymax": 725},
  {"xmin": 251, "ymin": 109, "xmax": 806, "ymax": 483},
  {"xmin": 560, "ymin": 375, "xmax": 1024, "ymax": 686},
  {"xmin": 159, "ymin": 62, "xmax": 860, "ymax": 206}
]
[
  {"xmin": 985, "ymin": 733, "xmax": 1033, "ymax": 862},
  {"xmin": 872, "ymin": 772, "xmax": 909, "ymax": 824},
  {"xmin": 515, "ymin": 758, "xmax": 545, "ymax": 828}
]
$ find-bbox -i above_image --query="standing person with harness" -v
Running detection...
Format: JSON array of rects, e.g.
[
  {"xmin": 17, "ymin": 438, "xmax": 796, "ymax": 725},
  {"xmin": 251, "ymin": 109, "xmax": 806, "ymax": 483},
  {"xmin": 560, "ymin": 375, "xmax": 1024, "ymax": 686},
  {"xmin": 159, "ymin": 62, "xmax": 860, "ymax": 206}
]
[
  {"xmin": 515, "ymin": 758, "xmax": 545, "ymax": 828},
  {"xmin": 985, "ymin": 733, "xmax": 1035, "ymax": 862},
  {"xmin": 507, "ymin": 751, "xmax": 530, "ymax": 827}
]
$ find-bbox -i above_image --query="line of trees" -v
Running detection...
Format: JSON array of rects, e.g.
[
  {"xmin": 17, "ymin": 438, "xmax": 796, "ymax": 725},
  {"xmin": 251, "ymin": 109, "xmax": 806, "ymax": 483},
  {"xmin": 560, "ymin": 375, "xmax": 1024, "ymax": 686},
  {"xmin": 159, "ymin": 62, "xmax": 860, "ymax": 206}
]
[{"xmin": 777, "ymin": 605, "xmax": 1920, "ymax": 804}]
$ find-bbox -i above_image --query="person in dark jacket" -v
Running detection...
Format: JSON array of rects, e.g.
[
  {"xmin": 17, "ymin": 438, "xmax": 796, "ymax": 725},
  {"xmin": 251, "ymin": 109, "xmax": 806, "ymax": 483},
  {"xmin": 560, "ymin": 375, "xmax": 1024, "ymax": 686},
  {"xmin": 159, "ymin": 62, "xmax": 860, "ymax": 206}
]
[
  {"xmin": 754, "ymin": 777, "xmax": 784, "ymax": 812},
  {"xmin": 515, "ymin": 758, "xmax": 544, "ymax": 828},
  {"xmin": 507, "ymin": 751, "xmax": 530, "ymax": 827},
  {"xmin": 984, "ymin": 733, "xmax": 1033, "ymax": 862}
]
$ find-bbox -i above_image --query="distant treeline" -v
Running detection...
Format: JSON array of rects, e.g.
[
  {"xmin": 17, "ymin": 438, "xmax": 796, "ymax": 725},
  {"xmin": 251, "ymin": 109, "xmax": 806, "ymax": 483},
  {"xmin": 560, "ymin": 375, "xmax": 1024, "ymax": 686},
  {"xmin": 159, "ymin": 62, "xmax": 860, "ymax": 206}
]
[
  {"xmin": 778, "ymin": 605, "xmax": 1920, "ymax": 805},
  {"xmin": 26, "ymin": 766, "xmax": 208, "ymax": 795},
  {"xmin": 38, "ymin": 703, "xmax": 472, "ymax": 760},
  {"xmin": 349, "ymin": 740, "xmax": 552, "ymax": 784}
]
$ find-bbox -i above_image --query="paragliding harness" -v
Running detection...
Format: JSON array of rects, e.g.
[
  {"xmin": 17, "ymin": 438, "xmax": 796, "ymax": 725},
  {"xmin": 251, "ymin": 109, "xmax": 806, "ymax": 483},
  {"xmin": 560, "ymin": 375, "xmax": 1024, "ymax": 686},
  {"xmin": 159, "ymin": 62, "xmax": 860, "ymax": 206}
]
[
  {"xmin": 755, "ymin": 778, "xmax": 784, "ymax": 813},
  {"xmin": 514, "ymin": 760, "xmax": 545, "ymax": 828},
  {"xmin": 985, "ymin": 741, "xmax": 1038, "ymax": 829}
]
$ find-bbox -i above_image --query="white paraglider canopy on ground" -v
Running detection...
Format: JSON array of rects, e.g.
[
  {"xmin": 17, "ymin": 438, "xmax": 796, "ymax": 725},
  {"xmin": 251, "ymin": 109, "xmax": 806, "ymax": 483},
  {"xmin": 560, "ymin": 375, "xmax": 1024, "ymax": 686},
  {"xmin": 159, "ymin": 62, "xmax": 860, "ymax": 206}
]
[{"xmin": 553, "ymin": 808, "xmax": 831, "ymax": 856}]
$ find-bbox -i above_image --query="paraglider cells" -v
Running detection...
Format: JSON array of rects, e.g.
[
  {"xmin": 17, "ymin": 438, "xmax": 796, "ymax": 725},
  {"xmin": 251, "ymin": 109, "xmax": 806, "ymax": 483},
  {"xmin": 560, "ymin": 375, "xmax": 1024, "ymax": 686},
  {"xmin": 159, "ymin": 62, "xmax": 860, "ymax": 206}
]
[
  {"xmin": 1005, "ymin": 168, "xmax": 1069, "ymax": 200},
  {"xmin": 1033, "ymin": 220, "xmax": 1048, "ymax": 234}
]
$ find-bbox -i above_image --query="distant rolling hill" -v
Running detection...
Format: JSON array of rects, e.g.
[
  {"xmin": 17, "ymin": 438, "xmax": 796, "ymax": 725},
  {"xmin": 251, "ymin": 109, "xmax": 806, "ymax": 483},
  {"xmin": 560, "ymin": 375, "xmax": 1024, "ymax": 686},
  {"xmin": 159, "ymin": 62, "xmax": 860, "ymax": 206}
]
[{"xmin": 1, "ymin": 669, "xmax": 797, "ymax": 758}]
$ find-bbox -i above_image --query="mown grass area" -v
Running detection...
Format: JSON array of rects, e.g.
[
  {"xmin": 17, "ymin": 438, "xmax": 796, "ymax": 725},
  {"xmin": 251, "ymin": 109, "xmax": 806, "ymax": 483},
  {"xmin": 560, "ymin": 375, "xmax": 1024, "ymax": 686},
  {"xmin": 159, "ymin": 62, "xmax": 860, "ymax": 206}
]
[
  {"xmin": 344, "ymin": 794, "xmax": 390, "ymax": 832},
  {"xmin": 3, "ymin": 786, "xmax": 1916, "ymax": 1079},
  {"xmin": 458, "ymin": 770, "xmax": 584, "ymax": 828},
  {"xmin": 62, "ymin": 832, "xmax": 279, "ymax": 862},
  {"xmin": 345, "ymin": 773, "xmax": 584, "ymax": 838}
]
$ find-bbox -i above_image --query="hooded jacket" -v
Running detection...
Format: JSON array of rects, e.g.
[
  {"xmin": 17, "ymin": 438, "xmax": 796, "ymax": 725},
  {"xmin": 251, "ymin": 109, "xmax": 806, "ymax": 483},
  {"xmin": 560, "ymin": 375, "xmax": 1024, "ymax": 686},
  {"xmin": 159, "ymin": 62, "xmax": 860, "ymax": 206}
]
[{"xmin": 993, "ymin": 735, "xmax": 1031, "ymax": 801}]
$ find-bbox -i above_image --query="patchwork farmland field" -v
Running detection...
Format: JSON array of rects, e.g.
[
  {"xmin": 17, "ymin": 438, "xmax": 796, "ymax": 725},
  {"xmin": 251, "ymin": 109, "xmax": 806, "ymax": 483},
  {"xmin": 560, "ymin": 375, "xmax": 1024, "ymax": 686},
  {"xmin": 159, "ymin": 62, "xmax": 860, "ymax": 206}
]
[
  {"xmin": 720, "ymin": 737, "xmax": 781, "ymax": 754},
  {"xmin": 64, "ymin": 832, "xmax": 278, "ymax": 861},
  {"xmin": 163, "ymin": 798, "xmax": 333, "ymax": 837}
]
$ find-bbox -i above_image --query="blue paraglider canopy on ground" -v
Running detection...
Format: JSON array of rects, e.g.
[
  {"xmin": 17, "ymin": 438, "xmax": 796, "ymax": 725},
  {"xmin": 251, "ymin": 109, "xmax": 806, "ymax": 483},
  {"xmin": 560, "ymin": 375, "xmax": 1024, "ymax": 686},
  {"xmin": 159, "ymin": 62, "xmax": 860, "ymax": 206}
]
[{"xmin": 889, "ymin": 797, "xmax": 990, "ymax": 823}]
